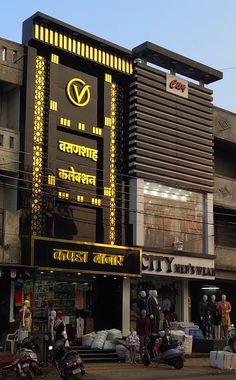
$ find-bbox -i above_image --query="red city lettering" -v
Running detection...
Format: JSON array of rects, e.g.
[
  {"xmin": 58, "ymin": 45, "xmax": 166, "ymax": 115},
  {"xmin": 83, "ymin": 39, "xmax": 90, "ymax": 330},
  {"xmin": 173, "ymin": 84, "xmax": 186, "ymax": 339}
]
[{"xmin": 169, "ymin": 79, "xmax": 186, "ymax": 93}]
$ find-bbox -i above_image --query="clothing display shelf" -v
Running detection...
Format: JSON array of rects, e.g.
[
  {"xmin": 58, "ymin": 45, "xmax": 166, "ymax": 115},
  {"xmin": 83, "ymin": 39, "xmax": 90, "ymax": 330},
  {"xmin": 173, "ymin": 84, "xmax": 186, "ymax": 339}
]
[{"xmin": 33, "ymin": 280, "xmax": 76, "ymax": 333}]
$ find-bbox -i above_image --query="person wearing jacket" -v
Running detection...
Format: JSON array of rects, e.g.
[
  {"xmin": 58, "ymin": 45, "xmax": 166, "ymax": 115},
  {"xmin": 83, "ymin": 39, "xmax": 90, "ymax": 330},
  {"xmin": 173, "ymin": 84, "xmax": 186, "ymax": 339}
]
[
  {"xmin": 136, "ymin": 309, "xmax": 151, "ymax": 356},
  {"xmin": 54, "ymin": 311, "xmax": 69, "ymax": 347}
]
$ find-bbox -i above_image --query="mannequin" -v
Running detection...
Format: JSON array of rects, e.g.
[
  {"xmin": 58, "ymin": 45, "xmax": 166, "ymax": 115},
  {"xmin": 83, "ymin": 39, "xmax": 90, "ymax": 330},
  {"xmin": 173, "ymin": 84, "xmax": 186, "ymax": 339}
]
[
  {"xmin": 199, "ymin": 295, "xmax": 212, "ymax": 339},
  {"xmin": 209, "ymin": 295, "xmax": 221, "ymax": 340},
  {"xmin": 137, "ymin": 291, "xmax": 147, "ymax": 313},
  {"xmin": 76, "ymin": 313, "xmax": 85, "ymax": 340},
  {"xmin": 49, "ymin": 309, "xmax": 56, "ymax": 341},
  {"xmin": 18, "ymin": 300, "xmax": 32, "ymax": 342},
  {"xmin": 147, "ymin": 289, "xmax": 160, "ymax": 333},
  {"xmin": 218, "ymin": 294, "xmax": 231, "ymax": 339},
  {"xmin": 162, "ymin": 297, "xmax": 171, "ymax": 313}
]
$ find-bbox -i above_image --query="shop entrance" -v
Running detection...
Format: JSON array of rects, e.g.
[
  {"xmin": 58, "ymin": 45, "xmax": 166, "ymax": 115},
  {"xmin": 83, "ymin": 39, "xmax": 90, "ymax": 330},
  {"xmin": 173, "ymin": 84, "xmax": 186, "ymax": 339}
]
[
  {"xmin": 24, "ymin": 272, "xmax": 123, "ymax": 339},
  {"xmin": 190, "ymin": 280, "xmax": 236, "ymax": 326},
  {"xmin": 93, "ymin": 277, "xmax": 122, "ymax": 331}
]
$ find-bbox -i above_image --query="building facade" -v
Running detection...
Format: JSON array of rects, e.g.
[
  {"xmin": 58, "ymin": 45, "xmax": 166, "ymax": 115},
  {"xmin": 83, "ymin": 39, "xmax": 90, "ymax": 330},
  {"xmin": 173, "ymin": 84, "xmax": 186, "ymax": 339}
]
[
  {"xmin": 1, "ymin": 12, "xmax": 229, "ymax": 338},
  {"xmin": 0, "ymin": 38, "xmax": 23, "ymax": 329},
  {"xmin": 127, "ymin": 43, "xmax": 222, "ymax": 329},
  {"xmin": 19, "ymin": 12, "xmax": 141, "ymax": 336},
  {"xmin": 212, "ymin": 106, "xmax": 236, "ymax": 325}
]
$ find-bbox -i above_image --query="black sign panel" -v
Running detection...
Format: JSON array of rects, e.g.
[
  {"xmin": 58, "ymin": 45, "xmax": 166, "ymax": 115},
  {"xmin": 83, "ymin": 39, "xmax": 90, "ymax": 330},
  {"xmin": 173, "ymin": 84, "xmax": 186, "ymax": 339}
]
[{"xmin": 32, "ymin": 237, "xmax": 142, "ymax": 277}]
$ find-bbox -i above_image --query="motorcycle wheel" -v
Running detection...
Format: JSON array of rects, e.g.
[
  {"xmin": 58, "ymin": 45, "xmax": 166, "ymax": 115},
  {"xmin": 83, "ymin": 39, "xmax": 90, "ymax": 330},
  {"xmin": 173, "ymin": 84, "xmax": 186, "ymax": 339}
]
[
  {"xmin": 173, "ymin": 357, "xmax": 184, "ymax": 369},
  {"xmin": 142, "ymin": 353, "xmax": 151, "ymax": 367},
  {"xmin": 30, "ymin": 362, "xmax": 42, "ymax": 376},
  {"xmin": 25, "ymin": 369, "xmax": 34, "ymax": 379}
]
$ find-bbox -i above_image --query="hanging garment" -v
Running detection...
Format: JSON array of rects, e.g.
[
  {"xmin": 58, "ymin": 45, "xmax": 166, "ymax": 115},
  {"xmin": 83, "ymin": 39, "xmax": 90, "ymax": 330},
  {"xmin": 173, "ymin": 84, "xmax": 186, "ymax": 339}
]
[{"xmin": 76, "ymin": 317, "xmax": 85, "ymax": 338}]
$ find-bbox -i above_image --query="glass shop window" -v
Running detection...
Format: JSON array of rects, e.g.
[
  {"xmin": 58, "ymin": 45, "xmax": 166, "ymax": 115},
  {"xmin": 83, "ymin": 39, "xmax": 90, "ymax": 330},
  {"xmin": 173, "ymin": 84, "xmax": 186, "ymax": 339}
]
[{"xmin": 143, "ymin": 182, "xmax": 204, "ymax": 254}]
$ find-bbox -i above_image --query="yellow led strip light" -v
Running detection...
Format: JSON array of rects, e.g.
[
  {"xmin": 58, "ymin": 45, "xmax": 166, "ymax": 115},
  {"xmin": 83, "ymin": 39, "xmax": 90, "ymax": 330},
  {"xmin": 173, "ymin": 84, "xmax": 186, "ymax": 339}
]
[{"xmin": 34, "ymin": 23, "xmax": 133, "ymax": 75}]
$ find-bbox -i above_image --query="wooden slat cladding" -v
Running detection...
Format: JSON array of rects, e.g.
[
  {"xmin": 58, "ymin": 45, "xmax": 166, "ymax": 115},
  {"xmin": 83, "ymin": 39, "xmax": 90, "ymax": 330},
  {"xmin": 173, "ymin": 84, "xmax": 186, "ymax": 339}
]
[{"xmin": 128, "ymin": 63, "xmax": 214, "ymax": 192}]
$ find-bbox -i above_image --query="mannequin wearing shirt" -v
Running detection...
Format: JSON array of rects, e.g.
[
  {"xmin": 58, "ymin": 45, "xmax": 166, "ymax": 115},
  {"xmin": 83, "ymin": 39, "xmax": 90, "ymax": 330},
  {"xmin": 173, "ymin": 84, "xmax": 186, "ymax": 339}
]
[
  {"xmin": 49, "ymin": 309, "xmax": 56, "ymax": 341},
  {"xmin": 147, "ymin": 289, "xmax": 160, "ymax": 333},
  {"xmin": 76, "ymin": 317, "xmax": 84, "ymax": 339},
  {"xmin": 209, "ymin": 295, "xmax": 221, "ymax": 340},
  {"xmin": 218, "ymin": 294, "xmax": 231, "ymax": 339},
  {"xmin": 137, "ymin": 291, "xmax": 147, "ymax": 313},
  {"xmin": 18, "ymin": 300, "xmax": 32, "ymax": 342},
  {"xmin": 199, "ymin": 295, "xmax": 212, "ymax": 339}
]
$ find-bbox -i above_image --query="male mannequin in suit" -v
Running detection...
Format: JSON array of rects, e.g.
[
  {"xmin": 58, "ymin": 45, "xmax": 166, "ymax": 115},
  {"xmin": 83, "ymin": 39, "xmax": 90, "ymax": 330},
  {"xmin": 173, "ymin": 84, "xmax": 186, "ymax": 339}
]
[{"xmin": 147, "ymin": 290, "xmax": 160, "ymax": 333}]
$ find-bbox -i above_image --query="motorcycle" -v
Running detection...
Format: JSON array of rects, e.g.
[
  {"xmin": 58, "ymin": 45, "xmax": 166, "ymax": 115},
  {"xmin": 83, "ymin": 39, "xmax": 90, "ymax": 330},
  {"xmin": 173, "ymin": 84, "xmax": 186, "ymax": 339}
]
[
  {"xmin": 0, "ymin": 336, "xmax": 42, "ymax": 379},
  {"xmin": 51, "ymin": 339, "xmax": 85, "ymax": 380},
  {"xmin": 142, "ymin": 330, "xmax": 185, "ymax": 370}
]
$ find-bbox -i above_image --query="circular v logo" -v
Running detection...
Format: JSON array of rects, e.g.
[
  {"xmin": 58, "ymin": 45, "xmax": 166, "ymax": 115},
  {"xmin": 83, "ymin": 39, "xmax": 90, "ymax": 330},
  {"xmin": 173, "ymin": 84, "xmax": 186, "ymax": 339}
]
[{"xmin": 66, "ymin": 78, "xmax": 91, "ymax": 107}]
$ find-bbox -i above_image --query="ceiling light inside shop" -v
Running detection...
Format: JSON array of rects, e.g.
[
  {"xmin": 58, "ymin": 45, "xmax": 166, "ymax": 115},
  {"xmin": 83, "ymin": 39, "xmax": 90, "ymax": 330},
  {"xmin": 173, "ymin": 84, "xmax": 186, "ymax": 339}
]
[
  {"xmin": 144, "ymin": 183, "xmax": 191, "ymax": 202},
  {"xmin": 50, "ymin": 270, "xmax": 54, "ymax": 273},
  {"xmin": 201, "ymin": 286, "xmax": 220, "ymax": 290},
  {"xmin": 83, "ymin": 282, "xmax": 89, "ymax": 286},
  {"xmin": 40, "ymin": 271, "xmax": 44, "ymax": 274},
  {"xmin": 77, "ymin": 272, "xmax": 81, "ymax": 276}
]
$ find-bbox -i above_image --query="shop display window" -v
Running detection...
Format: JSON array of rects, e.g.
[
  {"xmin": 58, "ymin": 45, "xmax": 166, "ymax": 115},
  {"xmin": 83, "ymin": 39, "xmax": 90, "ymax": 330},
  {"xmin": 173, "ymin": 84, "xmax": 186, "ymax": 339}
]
[
  {"xmin": 130, "ymin": 278, "xmax": 182, "ymax": 329},
  {"xmin": 31, "ymin": 273, "xmax": 94, "ymax": 334},
  {"xmin": 144, "ymin": 182, "xmax": 204, "ymax": 253}
]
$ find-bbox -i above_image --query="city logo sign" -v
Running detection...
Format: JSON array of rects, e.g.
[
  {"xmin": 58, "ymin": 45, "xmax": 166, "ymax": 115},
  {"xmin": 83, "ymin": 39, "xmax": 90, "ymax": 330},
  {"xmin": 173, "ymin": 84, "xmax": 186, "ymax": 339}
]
[
  {"xmin": 66, "ymin": 78, "xmax": 91, "ymax": 107},
  {"xmin": 166, "ymin": 73, "xmax": 188, "ymax": 99}
]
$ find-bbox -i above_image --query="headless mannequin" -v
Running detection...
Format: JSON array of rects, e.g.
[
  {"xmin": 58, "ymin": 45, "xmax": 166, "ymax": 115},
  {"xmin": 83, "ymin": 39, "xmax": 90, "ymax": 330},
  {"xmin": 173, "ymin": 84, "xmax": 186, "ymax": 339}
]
[
  {"xmin": 19, "ymin": 300, "xmax": 32, "ymax": 342},
  {"xmin": 147, "ymin": 289, "xmax": 160, "ymax": 333},
  {"xmin": 76, "ymin": 314, "xmax": 85, "ymax": 339},
  {"xmin": 218, "ymin": 294, "xmax": 231, "ymax": 340},
  {"xmin": 50, "ymin": 309, "xmax": 56, "ymax": 341},
  {"xmin": 199, "ymin": 295, "xmax": 212, "ymax": 339},
  {"xmin": 209, "ymin": 295, "xmax": 221, "ymax": 340},
  {"xmin": 137, "ymin": 291, "xmax": 147, "ymax": 313}
]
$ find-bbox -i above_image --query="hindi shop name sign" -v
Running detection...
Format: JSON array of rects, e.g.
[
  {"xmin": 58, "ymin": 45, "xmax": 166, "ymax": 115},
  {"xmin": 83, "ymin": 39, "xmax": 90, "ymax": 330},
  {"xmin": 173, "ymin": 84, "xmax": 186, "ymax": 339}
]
[
  {"xmin": 142, "ymin": 253, "xmax": 215, "ymax": 280},
  {"xmin": 32, "ymin": 237, "xmax": 142, "ymax": 277}
]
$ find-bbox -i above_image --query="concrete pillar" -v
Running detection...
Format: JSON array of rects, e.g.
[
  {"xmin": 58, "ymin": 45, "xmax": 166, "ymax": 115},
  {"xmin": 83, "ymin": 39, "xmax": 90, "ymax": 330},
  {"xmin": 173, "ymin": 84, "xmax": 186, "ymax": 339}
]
[
  {"xmin": 182, "ymin": 279, "xmax": 190, "ymax": 322},
  {"xmin": 204, "ymin": 193, "xmax": 214, "ymax": 255},
  {"xmin": 122, "ymin": 178, "xmax": 145, "ymax": 335},
  {"xmin": 129, "ymin": 178, "xmax": 144, "ymax": 246}
]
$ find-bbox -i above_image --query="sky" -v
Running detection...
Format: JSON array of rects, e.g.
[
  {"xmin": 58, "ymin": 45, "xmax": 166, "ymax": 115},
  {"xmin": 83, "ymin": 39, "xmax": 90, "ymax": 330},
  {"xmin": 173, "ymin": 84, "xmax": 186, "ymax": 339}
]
[{"xmin": 1, "ymin": 0, "xmax": 236, "ymax": 113}]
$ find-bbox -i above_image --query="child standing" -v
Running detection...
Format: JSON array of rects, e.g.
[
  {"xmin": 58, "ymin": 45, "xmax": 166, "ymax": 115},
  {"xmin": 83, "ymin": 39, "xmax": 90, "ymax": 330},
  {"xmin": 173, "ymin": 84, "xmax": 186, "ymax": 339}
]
[{"xmin": 126, "ymin": 328, "xmax": 140, "ymax": 364}]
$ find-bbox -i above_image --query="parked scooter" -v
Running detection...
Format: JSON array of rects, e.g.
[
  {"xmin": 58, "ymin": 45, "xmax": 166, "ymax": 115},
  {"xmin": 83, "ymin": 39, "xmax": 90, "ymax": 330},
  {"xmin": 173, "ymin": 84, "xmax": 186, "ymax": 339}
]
[
  {"xmin": 224, "ymin": 335, "xmax": 236, "ymax": 353},
  {"xmin": 0, "ymin": 336, "xmax": 42, "ymax": 379},
  {"xmin": 142, "ymin": 330, "xmax": 185, "ymax": 369},
  {"xmin": 50, "ymin": 339, "xmax": 85, "ymax": 380},
  {"xmin": 17, "ymin": 336, "xmax": 42, "ymax": 378}
]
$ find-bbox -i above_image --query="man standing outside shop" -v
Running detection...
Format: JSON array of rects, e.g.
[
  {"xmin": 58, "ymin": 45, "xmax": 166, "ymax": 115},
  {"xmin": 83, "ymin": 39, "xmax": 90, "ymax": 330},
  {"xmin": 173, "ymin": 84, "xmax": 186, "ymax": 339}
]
[{"xmin": 136, "ymin": 309, "xmax": 151, "ymax": 358}]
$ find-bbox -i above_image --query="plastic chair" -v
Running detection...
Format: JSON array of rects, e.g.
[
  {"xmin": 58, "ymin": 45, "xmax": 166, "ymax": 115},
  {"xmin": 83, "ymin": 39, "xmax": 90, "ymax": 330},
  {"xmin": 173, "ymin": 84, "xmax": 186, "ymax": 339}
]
[{"xmin": 4, "ymin": 330, "xmax": 18, "ymax": 353}]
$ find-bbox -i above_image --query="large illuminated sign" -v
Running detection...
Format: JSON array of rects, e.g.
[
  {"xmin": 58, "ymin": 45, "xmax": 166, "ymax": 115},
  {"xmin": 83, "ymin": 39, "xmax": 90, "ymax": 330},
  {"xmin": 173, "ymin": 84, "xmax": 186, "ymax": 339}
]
[
  {"xmin": 32, "ymin": 237, "xmax": 142, "ymax": 277},
  {"xmin": 58, "ymin": 140, "xmax": 98, "ymax": 161},
  {"xmin": 66, "ymin": 77, "xmax": 91, "ymax": 107}
]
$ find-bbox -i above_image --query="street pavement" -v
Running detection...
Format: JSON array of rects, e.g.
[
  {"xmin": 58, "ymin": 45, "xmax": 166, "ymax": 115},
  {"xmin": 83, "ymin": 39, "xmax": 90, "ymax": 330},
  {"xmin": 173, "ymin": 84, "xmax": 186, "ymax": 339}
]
[{"xmin": 43, "ymin": 357, "xmax": 236, "ymax": 380}]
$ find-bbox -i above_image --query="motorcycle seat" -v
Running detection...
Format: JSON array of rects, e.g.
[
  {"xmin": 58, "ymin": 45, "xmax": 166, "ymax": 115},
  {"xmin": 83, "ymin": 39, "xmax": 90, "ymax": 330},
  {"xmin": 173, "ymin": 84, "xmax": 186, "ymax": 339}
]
[
  {"xmin": 160, "ymin": 342, "xmax": 178, "ymax": 353},
  {"xmin": 0, "ymin": 355, "xmax": 14, "ymax": 367}
]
